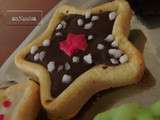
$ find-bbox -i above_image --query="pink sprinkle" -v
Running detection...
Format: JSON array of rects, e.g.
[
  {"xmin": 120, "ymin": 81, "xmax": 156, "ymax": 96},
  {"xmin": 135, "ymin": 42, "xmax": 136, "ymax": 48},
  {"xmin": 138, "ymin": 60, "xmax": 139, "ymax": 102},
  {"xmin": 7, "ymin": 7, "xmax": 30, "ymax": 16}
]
[
  {"xmin": 59, "ymin": 33, "xmax": 87, "ymax": 57},
  {"xmin": 0, "ymin": 114, "xmax": 4, "ymax": 120},
  {"xmin": 2, "ymin": 99, "xmax": 12, "ymax": 108}
]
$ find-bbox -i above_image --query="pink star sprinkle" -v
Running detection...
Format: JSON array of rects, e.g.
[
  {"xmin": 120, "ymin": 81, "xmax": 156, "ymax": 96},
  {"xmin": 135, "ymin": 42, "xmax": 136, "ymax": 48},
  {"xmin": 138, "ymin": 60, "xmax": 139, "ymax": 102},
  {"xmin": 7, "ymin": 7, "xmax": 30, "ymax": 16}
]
[
  {"xmin": 0, "ymin": 114, "xmax": 4, "ymax": 120},
  {"xmin": 2, "ymin": 99, "xmax": 12, "ymax": 108},
  {"xmin": 59, "ymin": 33, "xmax": 87, "ymax": 57}
]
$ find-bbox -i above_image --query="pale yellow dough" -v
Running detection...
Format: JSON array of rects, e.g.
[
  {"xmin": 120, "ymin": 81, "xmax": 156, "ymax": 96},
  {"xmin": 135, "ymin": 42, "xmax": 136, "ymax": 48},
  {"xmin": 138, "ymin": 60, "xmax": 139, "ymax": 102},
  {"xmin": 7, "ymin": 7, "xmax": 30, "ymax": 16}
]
[{"xmin": 0, "ymin": 80, "xmax": 40, "ymax": 120}]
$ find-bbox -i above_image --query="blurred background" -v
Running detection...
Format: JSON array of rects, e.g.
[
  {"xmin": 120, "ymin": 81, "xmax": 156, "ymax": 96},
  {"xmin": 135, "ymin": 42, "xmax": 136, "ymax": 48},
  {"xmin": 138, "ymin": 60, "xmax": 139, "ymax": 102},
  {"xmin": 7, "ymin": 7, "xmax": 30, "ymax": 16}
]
[{"xmin": 0, "ymin": 0, "xmax": 59, "ymax": 65}]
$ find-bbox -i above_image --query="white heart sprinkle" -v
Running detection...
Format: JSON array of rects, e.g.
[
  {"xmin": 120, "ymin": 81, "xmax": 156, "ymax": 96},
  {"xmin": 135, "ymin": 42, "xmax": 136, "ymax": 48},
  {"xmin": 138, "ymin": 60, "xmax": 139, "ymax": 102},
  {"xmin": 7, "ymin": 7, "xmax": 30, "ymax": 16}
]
[
  {"xmin": 39, "ymin": 51, "xmax": 46, "ymax": 61},
  {"xmin": 77, "ymin": 18, "xmax": 84, "ymax": 26},
  {"xmin": 65, "ymin": 62, "xmax": 71, "ymax": 71},
  {"xmin": 119, "ymin": 54, "xmax": 128, "ymax": 64},
  {"xmin": 56, "ymin": 24, "xmax": 63, "ymax": 30},
  {"xmin": 111, "ymin": 41, "xmax": 118, "ymax": 47},
  {"xmin": 61, "ymin": 20, "xmax": 67, "ymax": 29},
  {"xmin": 108, "ymin": 49, "xmax": 123, "ymax": 58},
  {"xmin": 34, "ymin": 53, "xmax": 40, "ymax": 61},
  {"xmin": 85, "ymin": 11, "xmax": 91, "ymax": 19},
  {"xmin": 83, "ymin": 53, "xmax": 92, "ymax": 64},
  {"xmin": 57, "ymin": 65, "xmax": 63, "ymax": 71},
  {"xmin": 30, "ymin": 45, "xmax": 38, "ymax": 54},
  {"xmin": 88, "ymin": 35, "xmax": 93, "ymax": 40},
  {"xmin": 43, "ymin": 40, "xmax": 50, "ymax": 47},
  {"xmin": 84, "ymin": 22, "xmax": 94, "ymax": 30},
  {"xmin": 72, "ymin": 56, "xmax": 80, "ymax": 63},
  {"xmin": 110, "ymin": 58, "xmax": 119, "ymax": 64},
  {"xmin": 47, "ymin": 61, "xmax": 55, "ymax": 72},
  {"xmin": 62, "ymin": 74, "xmax": 72, "ymax": 84},
  {"xmin": 55, "ymin": 32, "xmax": 62, "ymax": 36},
  {"xmin": 104, "ymin": 34, "xmax": 114, "ymax": 42},
  {"xmin": 109, "ymin": 12, "xmax": 117, "ymax": 21},
  {"xmin": 91, "ymin": 16, "xmax": 99, "ymax": 21},
  {"xmin": 97, "ymin": 44, "xmax": 104, "ymax": 50}
]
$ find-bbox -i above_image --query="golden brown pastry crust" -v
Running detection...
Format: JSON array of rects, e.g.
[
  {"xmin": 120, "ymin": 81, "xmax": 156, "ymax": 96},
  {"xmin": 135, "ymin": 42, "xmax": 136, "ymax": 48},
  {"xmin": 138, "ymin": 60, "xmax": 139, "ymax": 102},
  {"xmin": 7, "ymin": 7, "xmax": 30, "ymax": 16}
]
[
  {"xmin": 0, "ymin": 80, "xmax": 40, "ymax": 120},
  {"xmin": 15, "ymin": 0, "xmax": 144, "ymax": 119}
]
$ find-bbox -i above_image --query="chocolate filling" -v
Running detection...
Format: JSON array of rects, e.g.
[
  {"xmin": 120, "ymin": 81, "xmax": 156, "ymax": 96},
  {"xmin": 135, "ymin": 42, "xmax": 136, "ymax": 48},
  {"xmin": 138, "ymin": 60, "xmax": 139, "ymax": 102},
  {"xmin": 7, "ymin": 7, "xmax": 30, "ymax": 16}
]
[{"xmin": 26, "ymin": 12, "xmax": 119, "ymax": 97}]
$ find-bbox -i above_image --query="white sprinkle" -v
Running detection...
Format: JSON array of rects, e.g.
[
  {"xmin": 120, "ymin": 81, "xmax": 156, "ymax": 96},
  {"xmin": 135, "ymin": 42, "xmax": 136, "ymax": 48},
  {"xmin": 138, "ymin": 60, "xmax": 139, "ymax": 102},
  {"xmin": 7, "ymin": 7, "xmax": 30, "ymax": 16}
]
[
  {"xmin": 77, "ymin": 18, "xmax": 84, "ymax": 26},
  {"xmin": 57, "ymin": 65, "xmax": 63, "ymax": 71},
  {"xmin": 108, "ymin": 49, "xmax": 123, "ymax": 58},
  {"xmin": 119, "ymin": 54, "xmax": 128, "ymax": 64},
  {"xmin": 104, "ymin": 34, "xmax": 114, "ymax": 42},
  {"xmin": 39, "ymin": 51, "xmax": 46, "ymax": 61},
  {"xmin": 55, "ymin": 32, "xmax": 62, "ymax": 36},
  {"xmin": 56, "ymin": 24, "xmax": 63, "ymax": 30},
  {"xmin": 43, "ymin": 39, "xmax": 50, "ymax": 47},
  {"xmin": 47, "ymin": 61, "xmax": 55, "ymax": 72},
  {"xmin": 65, "ymin": 62, "xmax": 71, "ymax": 71},
  {"xmin": 61, "ymin": 20, "xmax": 66, "ymax": 25},
  {"xmin": 72, "ymin": 56, "xmax": 79, "ymax": 63},
  {"xmin": 88, "ymin": 35, "xmax": 93, "ymax": 40},
  {"xmin": 30, "ymin": 45, "xmax": 38, "ymax": 54},
  {"xmin": 97, "ymin": 44, "xmax": 105, "ymax": 50},
  {"xmin": 34, "ymin": 53, "xmax": 40, "ymax": 61},
  {"xmin": 61, "ymin": 21, "xmax": 67, "ymax": 29},
  {"xmin": 91, "ymin": 16, "xmax": 99, "ymax": 21},
  {"xmin": 62, "ymin": 74, "xmax": 72, "ymax": 84},
  {"xmin": 84, "ymin": 22, "xmax": 94, "ymax": 30},
  {"xmin": 83, "ymin": 53, "xmax": 92, "ymax": 64},
  {"xmin": 109, "ymin": 12, "xmax": 117, "ymax": 21},
  {"xmin": 85, "ymin": 11, "xmax": 91, "ymax": 19},
  {"xmin": 110, "ymin": 58, "xmax": 119, "ymax": 64},
  {"xmin": 111, "ymin": 41, "xmax": 118, "ymax": 47}
]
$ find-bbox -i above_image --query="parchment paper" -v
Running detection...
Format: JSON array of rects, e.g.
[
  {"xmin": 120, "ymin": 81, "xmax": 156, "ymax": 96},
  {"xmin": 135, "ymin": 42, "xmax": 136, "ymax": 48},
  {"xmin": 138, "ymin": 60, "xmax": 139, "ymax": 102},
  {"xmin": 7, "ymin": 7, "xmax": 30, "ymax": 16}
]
[{"xmin": 0, "ymin": 0, "xmax": 160, "ymax": 119}]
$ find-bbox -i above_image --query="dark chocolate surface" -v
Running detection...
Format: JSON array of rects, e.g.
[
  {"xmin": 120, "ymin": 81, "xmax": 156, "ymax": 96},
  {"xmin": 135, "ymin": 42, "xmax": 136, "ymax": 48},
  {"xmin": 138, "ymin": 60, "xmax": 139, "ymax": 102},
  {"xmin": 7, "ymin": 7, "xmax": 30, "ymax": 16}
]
[{"xmin": 26, "ymin": 12, "xmax": 117, "ymax": 97}]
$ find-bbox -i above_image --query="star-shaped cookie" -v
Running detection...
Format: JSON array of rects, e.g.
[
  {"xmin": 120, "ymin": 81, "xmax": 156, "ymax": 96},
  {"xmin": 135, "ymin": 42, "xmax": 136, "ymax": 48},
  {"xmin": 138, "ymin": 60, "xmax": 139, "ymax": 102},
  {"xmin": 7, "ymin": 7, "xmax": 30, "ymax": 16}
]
[{"xmin": 15, "ymin": 0, "xmax": 144, "ymax": 119}]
